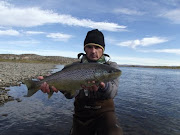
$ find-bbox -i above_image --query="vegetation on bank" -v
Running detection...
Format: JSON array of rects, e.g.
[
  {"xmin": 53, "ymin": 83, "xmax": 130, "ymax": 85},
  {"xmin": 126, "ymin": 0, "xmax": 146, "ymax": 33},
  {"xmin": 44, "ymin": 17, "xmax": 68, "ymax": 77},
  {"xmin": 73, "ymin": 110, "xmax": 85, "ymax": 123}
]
[
  {"xmin": 0, "ymin": 54, "xmax": 180, "ymax": 69},
  {"xmin": 0, "ymin": 54, "xmax": 79, "ymax": 65},
  {"xmin": 0, "ymin": 58, "xmax": 78, "ymax": 65},
  {"xmin": 119, "ymin": 65, "xmax": 180, "ymax": 69}
]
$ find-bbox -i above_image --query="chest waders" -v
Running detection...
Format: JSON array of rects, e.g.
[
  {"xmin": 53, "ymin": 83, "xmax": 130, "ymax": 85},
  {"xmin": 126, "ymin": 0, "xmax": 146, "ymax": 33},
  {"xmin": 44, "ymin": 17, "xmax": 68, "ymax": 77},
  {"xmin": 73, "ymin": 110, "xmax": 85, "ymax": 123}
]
[{"xmin": 70, "ymin": 54, "xmax": 123, "ymax": 135}]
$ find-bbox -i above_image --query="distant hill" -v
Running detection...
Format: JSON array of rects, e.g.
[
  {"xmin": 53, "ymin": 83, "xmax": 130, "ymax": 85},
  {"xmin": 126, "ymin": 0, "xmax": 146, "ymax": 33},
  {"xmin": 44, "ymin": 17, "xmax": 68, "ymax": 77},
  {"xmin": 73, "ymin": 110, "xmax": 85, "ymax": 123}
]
[
  {"xmin": 0, "ymin": 54, "xmax": 180, "ymax": 69},
  {"xmin": 0, "ymin": 54, "xmax": 79, "ymax": 65},
  {"xmin": 118, "ymin": 64, "xmax": 180, "ymax": 69}
]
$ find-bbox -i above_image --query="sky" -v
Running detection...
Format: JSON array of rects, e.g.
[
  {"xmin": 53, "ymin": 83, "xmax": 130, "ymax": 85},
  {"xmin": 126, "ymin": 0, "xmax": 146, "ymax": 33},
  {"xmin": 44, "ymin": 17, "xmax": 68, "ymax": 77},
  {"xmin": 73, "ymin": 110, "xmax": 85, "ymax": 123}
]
[{"xmin": 0, "ymin": 0, "xmax": 180, "ymax": 66}]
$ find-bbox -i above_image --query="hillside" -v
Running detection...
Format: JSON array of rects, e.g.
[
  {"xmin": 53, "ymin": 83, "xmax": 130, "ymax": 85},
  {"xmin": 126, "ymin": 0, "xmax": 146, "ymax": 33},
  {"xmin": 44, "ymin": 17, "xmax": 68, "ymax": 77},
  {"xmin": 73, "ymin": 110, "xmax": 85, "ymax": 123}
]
[
  {"xmin": 0, "ymin": 54, "xmax": 179, "ymax": 69},
  {"xmin": 0, "ymin": 54, "xmax": 79, "ymax": 65}
]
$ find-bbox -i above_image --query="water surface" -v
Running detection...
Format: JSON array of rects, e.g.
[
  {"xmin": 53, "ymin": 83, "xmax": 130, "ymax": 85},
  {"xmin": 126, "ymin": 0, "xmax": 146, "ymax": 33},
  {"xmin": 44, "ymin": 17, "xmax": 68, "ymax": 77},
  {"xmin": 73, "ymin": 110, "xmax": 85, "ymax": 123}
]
[{"xmin": 0, "ymin": 66, "xmax": 180, "ymax": 135}]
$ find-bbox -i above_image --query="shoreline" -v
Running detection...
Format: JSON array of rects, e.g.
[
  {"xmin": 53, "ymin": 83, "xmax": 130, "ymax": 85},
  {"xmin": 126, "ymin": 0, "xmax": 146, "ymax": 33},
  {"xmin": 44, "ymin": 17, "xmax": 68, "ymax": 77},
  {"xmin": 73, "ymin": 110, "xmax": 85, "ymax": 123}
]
[
  {"xmin": 0, "ymin": 62, "xmax": 56, "ymax": 105},
  {"xmin": 0, "ymin": 57, "xmax": 179, "ymax": 105},
  {"xmin": 1, "ymin": 54, "xmax": 180, "ymax": 69}
]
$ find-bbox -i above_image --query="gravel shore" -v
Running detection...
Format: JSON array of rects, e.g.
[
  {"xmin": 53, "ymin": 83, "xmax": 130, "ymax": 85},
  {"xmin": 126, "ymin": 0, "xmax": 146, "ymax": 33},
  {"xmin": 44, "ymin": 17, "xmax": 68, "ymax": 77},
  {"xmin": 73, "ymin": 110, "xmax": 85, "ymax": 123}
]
[{"xmin": 0, "ymin": 62, "xmax": 56, "ymax": 105}]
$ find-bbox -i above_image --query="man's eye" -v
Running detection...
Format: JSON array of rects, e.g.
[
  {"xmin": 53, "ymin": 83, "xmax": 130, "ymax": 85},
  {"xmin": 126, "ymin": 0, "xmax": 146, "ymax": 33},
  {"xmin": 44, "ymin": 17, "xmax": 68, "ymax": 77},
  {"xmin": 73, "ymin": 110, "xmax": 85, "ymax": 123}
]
[
  {"xmin": 95, "ymin": 46, "xmax": 100, "ymax": 49},
  {"xmin": 87, "ymin": 46, "xmax": 93, "ymax": 48}
]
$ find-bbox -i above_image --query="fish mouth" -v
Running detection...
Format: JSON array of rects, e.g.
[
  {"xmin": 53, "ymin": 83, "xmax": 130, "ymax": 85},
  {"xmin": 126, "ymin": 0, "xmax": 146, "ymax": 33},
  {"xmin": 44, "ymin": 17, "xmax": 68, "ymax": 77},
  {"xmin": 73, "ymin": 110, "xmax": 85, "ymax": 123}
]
[
  {"xmin": 109, "ymin": 68, "xmax": 121, "ymax": 75},
  {"xmin": 101, "ymin": 69, "xmax": 121, "ymax": 82},
  {"xmin": 111, "ymin": 69, "xmax": 122, "ymax": 78}
]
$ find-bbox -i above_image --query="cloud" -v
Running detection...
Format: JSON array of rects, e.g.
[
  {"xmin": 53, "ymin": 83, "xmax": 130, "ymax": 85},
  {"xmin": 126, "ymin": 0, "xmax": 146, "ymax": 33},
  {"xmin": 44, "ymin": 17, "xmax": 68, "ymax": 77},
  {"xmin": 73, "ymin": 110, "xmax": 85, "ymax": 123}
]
[
  {"xmin": 153, "ymin": 49, "xmax": 180, "ymax": 55},
  {"xmin": 160, "ymin": 9, "xmax": 180, "ymax": 24},
  {"xmin": 46, "ymin": 33, "xmax": 72, "ymax": 41},
  {"xmin": 117, "ymin": 37, "xmax": 168, "ymax": 48},
  {"xmin": 0, "ymin": 1, "xmax": 126, "ymax": 31},
  {"xmin": 25, "ymin": 31, "xmax": 45, "ymax": 35},
  {"xmin": 0, "ymin": 40, "xmax": 40, "ymax": 46},
  {"xmin": 139, "ymin": 48, "xmax": 180, "ymax": 55},
  {"xmin": 113, "ymin": 8, "xmax": 145, "ymax": 15},
  {"xmin": 25, "ymin": 31, "xmax": 72, "ymax": 41},
  {"xmin": 0, "ymin": 29, "xmax": 20, "ymax": 36}
]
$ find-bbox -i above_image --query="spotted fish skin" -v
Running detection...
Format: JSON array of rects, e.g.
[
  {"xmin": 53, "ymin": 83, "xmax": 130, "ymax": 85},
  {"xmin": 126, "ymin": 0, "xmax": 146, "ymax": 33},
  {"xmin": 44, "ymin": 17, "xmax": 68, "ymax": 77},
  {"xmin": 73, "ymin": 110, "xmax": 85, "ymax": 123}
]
[{"xmin": 25, "ymin": 63, "xmax": 121, "ymax": 98}]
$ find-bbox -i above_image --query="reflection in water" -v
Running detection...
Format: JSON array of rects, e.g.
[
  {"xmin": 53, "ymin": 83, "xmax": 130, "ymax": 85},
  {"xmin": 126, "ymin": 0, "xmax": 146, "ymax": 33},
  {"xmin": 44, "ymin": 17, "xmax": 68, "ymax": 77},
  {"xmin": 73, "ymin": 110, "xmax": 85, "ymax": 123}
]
[
  {"xmin": 0, "ymin": 84, "xmax": 74, "ymax": 135},
  {"xmin": 0, "ymin": 66, "xmax": 180, "ymax": 135}
]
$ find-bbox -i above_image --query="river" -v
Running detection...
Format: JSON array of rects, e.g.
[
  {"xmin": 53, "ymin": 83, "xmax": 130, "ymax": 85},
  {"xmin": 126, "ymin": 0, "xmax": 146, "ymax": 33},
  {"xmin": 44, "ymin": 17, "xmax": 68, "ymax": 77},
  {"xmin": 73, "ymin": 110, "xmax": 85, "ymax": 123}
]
[{"xmin": 0, "ymin": 66, "xmax": 180, "ymax": 135}]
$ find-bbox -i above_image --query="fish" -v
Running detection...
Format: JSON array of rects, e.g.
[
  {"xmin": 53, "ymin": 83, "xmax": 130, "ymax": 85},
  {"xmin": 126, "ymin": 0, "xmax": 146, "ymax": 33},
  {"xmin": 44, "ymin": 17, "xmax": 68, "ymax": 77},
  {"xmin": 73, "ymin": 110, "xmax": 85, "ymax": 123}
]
[{"xmin": 24, "ymin": 63, "xmax": 121, "ymax": 98}]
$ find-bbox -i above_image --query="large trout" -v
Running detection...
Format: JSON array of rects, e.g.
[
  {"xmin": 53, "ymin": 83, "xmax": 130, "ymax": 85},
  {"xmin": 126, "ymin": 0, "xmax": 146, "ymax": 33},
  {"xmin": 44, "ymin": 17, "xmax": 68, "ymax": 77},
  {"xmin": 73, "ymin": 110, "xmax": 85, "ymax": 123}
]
[{"xmin": 24, "ymin": 63, "xmax": 121, "ymax": 98}]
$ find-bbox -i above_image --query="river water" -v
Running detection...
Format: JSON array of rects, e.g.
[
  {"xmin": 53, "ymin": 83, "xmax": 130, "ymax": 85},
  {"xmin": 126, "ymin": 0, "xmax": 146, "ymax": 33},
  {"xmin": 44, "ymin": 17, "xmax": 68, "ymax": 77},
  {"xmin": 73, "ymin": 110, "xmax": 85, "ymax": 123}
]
[{"xmin": 0, "ymin": 66, "xmax": 180, "ymax": 135}]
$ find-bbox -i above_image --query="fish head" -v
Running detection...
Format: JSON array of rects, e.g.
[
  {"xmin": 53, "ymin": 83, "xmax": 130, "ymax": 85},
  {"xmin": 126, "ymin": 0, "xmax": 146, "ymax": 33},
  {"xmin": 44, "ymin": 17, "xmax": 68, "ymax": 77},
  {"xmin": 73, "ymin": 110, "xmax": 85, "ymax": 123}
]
[
  {"xmin": 94, "ymin": 65, "xmax": 121, "ymax": 82},
  {"xmin": 107, "ymin": 67, "xmax": 121, "ymax": 79}
]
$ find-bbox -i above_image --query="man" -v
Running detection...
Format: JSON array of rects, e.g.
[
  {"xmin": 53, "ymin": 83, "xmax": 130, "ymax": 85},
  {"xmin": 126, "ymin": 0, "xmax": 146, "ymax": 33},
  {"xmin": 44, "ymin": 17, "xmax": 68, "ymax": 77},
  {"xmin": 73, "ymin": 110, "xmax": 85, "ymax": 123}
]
[{"xmin": 40, "ymin": 29, "xmax": 123, "ymax": 135}]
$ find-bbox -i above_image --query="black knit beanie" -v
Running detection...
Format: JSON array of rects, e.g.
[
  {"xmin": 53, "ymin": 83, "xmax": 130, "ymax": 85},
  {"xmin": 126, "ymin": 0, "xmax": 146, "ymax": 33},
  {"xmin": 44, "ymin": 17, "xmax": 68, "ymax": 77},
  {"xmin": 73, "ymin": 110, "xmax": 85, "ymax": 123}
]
[{"xmin": 84, "ymin": 29, "xmax": 105, "ymax": 51}]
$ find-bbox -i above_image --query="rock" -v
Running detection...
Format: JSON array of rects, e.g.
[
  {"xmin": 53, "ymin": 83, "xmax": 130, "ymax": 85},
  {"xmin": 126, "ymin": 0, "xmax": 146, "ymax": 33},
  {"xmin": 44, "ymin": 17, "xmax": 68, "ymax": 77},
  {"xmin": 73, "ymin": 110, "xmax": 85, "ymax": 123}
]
[
  {"xmin": 4, "ymin": 95, "xmax": 9, "ymax": 101},
  {"xmin": 8, "ymin": 96, "xmax": 14, "ymax": 101},
  {"xmin": 1, "ymin": 87, "xmax": 6, "ymax": 90},
  {"xmin": 0, "ymin": 96, "xmax": 5, "ymax": 102},
  {"xmin": 15, "ymin": 98, "xmax": 22, "ymax": 102},
  {"xmin": 5, "ymin": 88, "xmax": 10, "ymax": 92},
  {"xmin": 1, "ymin": 114, "xmax": 8, "ymax": 117},
  {"xmin": 0, "ymin": 61, "xmax": 60, "ymax": 105}
]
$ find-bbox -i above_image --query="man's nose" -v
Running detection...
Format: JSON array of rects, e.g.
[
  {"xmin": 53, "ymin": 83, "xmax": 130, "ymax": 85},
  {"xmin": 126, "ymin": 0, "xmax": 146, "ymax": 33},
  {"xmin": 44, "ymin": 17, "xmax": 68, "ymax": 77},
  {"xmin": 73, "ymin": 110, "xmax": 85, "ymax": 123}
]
[{"xmin": 91, "ymin": 47, "xmax": 96, "ymax": 53}]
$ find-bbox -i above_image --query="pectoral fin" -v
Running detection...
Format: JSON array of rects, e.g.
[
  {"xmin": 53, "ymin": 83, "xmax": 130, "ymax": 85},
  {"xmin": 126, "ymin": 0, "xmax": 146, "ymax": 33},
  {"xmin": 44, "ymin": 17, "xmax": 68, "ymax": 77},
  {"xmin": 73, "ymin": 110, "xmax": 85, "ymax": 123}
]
[{"xmin": 48, "ymin": 87, "xmax": 54, "ymax": 99}]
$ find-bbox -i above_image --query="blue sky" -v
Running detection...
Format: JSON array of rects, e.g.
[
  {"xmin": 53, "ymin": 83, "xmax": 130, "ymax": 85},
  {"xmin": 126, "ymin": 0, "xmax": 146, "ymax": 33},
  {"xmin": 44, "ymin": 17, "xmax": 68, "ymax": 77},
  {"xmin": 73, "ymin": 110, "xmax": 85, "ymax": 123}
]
[{"xmin": 0, "ymin": 0, "xmax": 180, "ymax": 66}]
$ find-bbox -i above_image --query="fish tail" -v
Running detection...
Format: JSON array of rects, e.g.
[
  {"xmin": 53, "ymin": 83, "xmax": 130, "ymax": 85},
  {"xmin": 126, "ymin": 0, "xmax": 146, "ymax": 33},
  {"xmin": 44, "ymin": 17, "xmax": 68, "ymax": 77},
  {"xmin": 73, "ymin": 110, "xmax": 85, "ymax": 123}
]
[
  {"xmin": 24, "ymin": 79, "xmax": 55, "ymax": 98},
  {"xmin": 23, "ymin": 80, "xmax": 40, "ymax": 97}
]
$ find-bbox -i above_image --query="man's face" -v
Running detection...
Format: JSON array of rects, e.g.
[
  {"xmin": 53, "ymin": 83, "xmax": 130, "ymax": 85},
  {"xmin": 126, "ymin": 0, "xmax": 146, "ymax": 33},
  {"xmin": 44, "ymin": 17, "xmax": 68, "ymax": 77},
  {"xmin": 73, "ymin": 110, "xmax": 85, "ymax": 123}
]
[{"xmin": 84, "ymin": 45, "xmax": 103, "ymax": 61}]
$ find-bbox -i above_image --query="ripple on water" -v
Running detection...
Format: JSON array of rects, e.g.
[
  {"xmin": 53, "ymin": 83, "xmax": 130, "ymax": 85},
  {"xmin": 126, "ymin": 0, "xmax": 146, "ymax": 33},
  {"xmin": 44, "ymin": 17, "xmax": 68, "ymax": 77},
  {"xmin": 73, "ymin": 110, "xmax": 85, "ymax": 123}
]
[{"xmin": 0, "ymin": 66, "xmax": 180, "ymax": 135}]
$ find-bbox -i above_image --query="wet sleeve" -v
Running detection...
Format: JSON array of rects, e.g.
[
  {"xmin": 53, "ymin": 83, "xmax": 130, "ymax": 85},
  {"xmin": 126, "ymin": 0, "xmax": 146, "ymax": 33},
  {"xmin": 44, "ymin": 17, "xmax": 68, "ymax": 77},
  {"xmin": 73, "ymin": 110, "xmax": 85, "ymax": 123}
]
[{"xmin": 98, "ymin": 62, "xmax": 120, "ymax": 99}]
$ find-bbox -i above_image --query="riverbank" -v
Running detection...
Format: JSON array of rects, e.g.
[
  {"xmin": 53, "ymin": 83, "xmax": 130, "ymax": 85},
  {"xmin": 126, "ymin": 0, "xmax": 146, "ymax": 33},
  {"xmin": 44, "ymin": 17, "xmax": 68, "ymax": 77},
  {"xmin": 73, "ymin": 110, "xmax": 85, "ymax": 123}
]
[
  {"xmin": 1, "ymin": 54, "xmax": 180, "ymax": 69},
  {"xmin": 0, "ymin": 54, "xmax": 78, "ymax": 65},
  {"xmin": 0, "ymin": 62, "xmax": 56, "ymax": 105},
  {"xmin": 0, "ymin": 53, "xmax": 179, "ymax": 105}
]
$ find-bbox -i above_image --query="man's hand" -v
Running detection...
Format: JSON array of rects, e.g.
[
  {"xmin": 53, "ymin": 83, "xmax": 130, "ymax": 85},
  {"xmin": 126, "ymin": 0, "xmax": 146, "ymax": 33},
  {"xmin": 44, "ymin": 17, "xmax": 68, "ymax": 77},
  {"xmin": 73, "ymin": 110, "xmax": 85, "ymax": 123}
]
[
  {"xmin": 81, "ymin": 81, "xmax": 106, "ymax": 92},
  {"xmin": 37, "ymin": 76, "xmax": 44, "ymax": 80},
  {"xmin": 37, "ymin": 76, "xmax": 58, "ymax": 94}
]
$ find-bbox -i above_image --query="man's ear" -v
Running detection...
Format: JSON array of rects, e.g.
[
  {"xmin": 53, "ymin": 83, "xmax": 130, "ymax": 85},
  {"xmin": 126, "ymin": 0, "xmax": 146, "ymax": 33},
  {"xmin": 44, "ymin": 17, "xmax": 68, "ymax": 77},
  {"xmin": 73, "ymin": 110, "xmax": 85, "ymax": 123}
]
[{"xmin": 84, "ymin": 47, "xmax": 87, "ymax": 53}]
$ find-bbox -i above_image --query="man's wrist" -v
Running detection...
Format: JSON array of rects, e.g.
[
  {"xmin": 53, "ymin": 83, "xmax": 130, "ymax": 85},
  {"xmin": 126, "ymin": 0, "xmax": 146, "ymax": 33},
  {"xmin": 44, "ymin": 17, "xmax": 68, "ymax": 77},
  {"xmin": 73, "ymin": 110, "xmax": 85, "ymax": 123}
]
[{"xmin": 99, "ymin": 83, "xmax": 108, "ymax": 92}]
